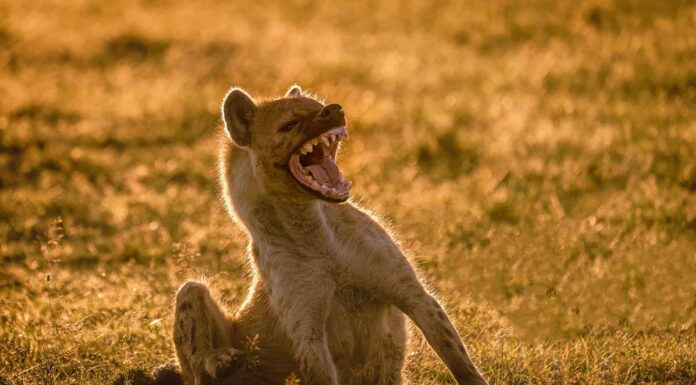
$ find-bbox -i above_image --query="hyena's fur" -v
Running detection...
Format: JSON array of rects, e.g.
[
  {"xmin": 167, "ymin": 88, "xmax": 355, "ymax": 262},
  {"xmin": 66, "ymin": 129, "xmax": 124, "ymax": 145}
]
[{"xmin": 172, "ymin": 86, "xmax": 488, "ymax": 385}]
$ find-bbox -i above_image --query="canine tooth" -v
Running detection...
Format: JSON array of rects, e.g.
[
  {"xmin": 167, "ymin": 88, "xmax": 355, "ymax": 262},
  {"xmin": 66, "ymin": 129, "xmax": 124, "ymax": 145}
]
[
  {"xmin": 330, "ymin": 134, "xmax": 336, "ymax": 142},
  {"xmin": 311, "ymin": 139, "xmax": 319, "ymax": 146},
  {"xmin": 321, "ymin": 137, "xmax": 330, "ymax": 146},
  {"xmin": 311, "ymin": 180, "xmax": 320, "ymax": 189},
  {"xmin": 303, "ymin": 143, "xmax": 313, "ymax": 153}
]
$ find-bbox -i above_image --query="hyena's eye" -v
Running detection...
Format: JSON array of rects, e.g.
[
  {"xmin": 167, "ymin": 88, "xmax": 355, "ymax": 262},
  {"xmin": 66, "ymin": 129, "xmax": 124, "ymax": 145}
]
[{"xmin": 278, "ymin": 119, "xmax": 300, "ymax": 132}]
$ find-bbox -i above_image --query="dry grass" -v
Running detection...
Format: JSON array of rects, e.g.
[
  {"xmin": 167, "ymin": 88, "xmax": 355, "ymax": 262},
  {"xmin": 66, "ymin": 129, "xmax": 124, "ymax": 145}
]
[{"xmin": 1, "ymin": 0, "xmax": 695, "ymax": 384}]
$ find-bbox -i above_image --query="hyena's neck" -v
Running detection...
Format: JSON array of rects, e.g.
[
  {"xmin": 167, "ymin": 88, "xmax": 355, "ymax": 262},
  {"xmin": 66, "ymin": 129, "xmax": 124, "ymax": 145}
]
[
  {"xmin": 248, "ymin": 193, "xmax": 333, "ymax": 248},
  {"xmin": 224, "ymin": 146, "xmax": 333, "ymax": 247}
]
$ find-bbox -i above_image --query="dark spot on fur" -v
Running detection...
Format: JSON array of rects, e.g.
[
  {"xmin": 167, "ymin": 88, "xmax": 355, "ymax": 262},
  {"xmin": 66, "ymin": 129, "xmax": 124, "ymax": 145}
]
[
  {"xmin": 191, "ymin": 345, "xmax": 196, "ymax": 355},
  {"xmin": 292, "ymin": 320, "xmax": 302, "ymax": 333},
  {"xmin": 401, "ymin": 302, "xmax": 415, "ymax": 314},
  {"xmin": 272, "ymin": 160, "xmax": 286, "ymax": 169},
  {"xmin": 178, "ymin": 302, "xmax": 191, "ymax": 312},
  {"xmin": 437, "ymin": 310, "xmax": 446, "ymax": 320},
  {"xmin": 190, "ymin": 324, "xmax": 196, "ymax": 348},
  {"xmin": 445, "ymin": 328, "xmax": 455, "ymax": 338}
]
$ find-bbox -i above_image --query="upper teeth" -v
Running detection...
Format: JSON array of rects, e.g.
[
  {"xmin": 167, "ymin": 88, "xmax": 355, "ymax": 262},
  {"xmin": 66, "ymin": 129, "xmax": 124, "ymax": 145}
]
[
  {"xmin": 301, "ymin": 143, "xmax": 313, "ymax": 154},
  {"xmin": 299, "ymin": 132, "xmax": 343, "ymax": 155}
]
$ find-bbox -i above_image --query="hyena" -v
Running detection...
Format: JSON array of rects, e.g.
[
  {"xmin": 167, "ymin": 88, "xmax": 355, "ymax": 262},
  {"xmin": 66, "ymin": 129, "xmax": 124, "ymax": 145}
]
[{"xmin": 171, "ymin": 86, "xmax": 488, "ymax": 385}]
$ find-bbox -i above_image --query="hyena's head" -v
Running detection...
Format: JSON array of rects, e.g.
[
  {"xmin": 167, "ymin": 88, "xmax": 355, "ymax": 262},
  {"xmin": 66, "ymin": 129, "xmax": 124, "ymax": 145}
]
[{"xmin": 221, "ymin": 86, "xmax": 351, "ymax": 202}]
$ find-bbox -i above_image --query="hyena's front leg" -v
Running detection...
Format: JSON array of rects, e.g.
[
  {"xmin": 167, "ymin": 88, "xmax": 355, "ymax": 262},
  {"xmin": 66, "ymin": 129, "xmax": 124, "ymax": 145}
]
[
  {"xmin": 400, "ymin": 288, "xmax": 488, "ymax": 385},
  {"xmin": 348, "ymin": 238, "xmax": 488, "ymax": 385},
  {"xmin": 264, "ymin": 261, "xmax": 339, "ymax": 385},
  {"xmin": 174, "ymin": 281, "xmax": 246, "ymax": 385}
]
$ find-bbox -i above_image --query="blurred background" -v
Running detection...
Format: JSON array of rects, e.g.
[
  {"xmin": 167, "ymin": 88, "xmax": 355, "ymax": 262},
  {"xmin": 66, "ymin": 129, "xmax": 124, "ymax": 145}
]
[{"xmin": 1, "ymin": 0, "xmax": 695, "ymax": 384}]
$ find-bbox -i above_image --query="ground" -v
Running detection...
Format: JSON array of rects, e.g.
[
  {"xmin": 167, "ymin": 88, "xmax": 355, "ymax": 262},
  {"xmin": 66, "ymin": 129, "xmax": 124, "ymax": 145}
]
[{"xmin": 1, "ymin": 0, "xmax": 695, "ymax": 384}]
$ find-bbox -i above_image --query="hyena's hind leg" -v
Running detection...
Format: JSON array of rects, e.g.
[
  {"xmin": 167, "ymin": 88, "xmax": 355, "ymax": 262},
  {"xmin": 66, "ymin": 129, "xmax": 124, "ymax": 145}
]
[{"xmin": 174, "ymin": 281, "xmax": 245, "ymax": 385}]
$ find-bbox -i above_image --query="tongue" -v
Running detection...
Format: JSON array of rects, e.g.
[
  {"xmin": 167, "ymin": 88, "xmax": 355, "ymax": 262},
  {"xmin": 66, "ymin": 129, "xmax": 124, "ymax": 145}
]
[{"xmin": 306, "ymin": 158, "xmax": 341, "ymax": 186}]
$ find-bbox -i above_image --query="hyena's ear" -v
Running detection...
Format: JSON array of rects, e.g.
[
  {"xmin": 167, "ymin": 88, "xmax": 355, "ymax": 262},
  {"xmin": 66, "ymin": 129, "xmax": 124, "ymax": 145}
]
[
  {"xmin": 285, "ymin": 85, "xmax": 302, "ymax": 98},
  {"xmin": 222, "ymin": 87, "xmax": 256, "ymax": 147}
]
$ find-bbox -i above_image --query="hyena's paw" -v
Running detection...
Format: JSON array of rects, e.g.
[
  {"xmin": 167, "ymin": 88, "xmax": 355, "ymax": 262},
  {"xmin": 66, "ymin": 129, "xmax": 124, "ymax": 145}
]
[{"xmin": 197, "ymin": 347, "xmax": 246, "ymax": 379}]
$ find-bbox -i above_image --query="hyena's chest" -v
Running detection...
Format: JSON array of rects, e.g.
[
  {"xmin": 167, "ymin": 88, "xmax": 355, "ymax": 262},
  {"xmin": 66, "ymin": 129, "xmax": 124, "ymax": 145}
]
[{"xmin": 326, "ymin": 285, "xmax": 407, "ymax": 370}]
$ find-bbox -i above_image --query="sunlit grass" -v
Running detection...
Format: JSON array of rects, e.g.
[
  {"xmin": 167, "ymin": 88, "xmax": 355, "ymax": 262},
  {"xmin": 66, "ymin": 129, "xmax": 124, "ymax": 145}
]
[{"xmin": 1, "ymin": 0, "xmax": 695, "ymax": 384}]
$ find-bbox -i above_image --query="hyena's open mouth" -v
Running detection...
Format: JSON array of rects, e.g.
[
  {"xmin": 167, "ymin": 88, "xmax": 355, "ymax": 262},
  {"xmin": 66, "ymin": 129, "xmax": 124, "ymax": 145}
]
[{"xmin": 289, "ymin": 126, "xmax": 351, "ymax": 201}]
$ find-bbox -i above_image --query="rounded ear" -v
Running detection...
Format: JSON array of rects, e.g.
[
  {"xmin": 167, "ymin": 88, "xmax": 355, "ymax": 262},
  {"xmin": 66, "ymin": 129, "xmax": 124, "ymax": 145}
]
[
  {"xmin": 285, "ymin": 85, "xmax": 302, "ymax": 98},
  {"xmin": 221, "ymin": 87, "xmax": 257, "ymax": 147}
]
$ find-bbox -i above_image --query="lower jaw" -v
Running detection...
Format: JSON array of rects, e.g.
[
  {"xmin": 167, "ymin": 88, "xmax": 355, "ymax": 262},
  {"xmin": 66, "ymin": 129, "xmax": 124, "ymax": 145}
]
[
  {"xmin": 298, "ymin": 181, "xmax": 350, "ymax": 202},
  {"xmin": 288, "ymin": 160, "xmax": 350, "ymax": 201}
]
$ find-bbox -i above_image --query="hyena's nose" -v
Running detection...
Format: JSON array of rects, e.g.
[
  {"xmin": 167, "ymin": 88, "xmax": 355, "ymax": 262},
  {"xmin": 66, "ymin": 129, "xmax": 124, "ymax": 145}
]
[{"xmin": 317, "ymin": 104, "xmax": 344, "ymax": 119}]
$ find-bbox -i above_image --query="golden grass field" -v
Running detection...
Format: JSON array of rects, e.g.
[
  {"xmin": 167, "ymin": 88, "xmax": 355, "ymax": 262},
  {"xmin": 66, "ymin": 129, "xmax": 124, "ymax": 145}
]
[{"xmin": 1, "ymin": 0, "xmax": 695, "ymax": 383}]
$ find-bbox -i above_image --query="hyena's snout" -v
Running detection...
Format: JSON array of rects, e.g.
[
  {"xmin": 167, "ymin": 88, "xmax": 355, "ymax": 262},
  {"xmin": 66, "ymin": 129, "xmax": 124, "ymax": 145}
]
[{"xmin": 316, "ymin": 103, "xmax": 344, "ymax": 120}]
